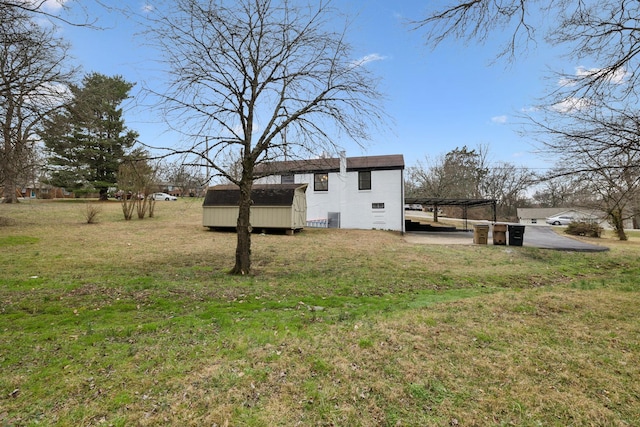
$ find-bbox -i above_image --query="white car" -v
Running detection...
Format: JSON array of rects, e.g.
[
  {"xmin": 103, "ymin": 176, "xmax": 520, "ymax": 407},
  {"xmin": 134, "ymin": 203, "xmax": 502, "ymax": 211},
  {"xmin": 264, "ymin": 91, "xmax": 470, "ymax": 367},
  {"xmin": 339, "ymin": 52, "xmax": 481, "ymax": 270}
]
[
  {"xmin": 152, "ymin": 192, "xmax": 177, "ymax": 201},
  {"xmin": 404, "ymin": 204, "xmax": 422, "ymax": 211},
  {"xmin": 545, "ymin": 215, "xmax": 574, "ymax": 226}
]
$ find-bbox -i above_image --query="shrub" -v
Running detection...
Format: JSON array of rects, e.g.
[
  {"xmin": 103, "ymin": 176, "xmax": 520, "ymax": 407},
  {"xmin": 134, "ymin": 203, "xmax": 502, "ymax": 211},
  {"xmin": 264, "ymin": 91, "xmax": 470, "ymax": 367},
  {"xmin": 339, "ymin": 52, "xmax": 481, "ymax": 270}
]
[
  {"xmin": 565, "ymin": 221, "xmax": 603, "ymax": 238},
  {"xmin": 84, "ymin": 202, "xmax": 101, "ymax": 224}
]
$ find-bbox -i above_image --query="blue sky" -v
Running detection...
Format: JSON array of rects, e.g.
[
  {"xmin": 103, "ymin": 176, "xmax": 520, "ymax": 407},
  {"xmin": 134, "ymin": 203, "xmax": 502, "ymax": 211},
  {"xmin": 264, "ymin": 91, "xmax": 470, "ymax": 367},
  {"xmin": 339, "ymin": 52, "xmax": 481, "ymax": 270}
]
[{"xmin": 50, "ymin": 0, "xmax": 575, "ymax": 171}]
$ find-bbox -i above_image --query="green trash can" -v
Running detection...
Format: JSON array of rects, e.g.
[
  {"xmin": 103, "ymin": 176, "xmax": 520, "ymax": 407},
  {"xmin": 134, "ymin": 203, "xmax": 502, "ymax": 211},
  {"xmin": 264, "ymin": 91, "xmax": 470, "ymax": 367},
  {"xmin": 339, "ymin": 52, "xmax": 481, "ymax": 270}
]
[
  {"xmin": 492, "ymin": 223, "xmax": 507, "ymax": 245},
  {"xmin": 473, "ymin": 224, "xmax": 489, "ymax": 244},
  {"xmin": 508, "ymin": 224, "xmax": 525, "ymax": 246}
]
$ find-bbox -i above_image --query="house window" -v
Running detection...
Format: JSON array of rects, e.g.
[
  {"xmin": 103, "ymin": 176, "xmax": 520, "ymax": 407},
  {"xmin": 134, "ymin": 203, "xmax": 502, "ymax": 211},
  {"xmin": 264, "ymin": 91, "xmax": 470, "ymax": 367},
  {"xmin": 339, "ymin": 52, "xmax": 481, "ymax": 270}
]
[
  {"xmin": 281, "ymin": 174, "xmax": 294, "ymax": 184},
  {"xmin": 372, "ymin": 202, "xmax": 385, "ymax": 209},
  {"xmin": 314, "ymin": 173, "xmax": 328, "ymax": 191},
  {"xmin": 358, "ymin": 171, "xmax": 371, "ymax": 190},
  {"xmin": 531, "ymin": 219, "xmax": 537, "ymax": 224}
]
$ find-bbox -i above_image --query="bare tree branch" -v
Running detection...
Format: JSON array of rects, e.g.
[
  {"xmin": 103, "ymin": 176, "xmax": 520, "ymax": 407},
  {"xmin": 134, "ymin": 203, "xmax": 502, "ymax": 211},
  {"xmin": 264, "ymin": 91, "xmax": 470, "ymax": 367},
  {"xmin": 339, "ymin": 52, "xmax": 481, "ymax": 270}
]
[{"xmin": 414, "ymin": 0, "xmax": 640, "ymax": 102}]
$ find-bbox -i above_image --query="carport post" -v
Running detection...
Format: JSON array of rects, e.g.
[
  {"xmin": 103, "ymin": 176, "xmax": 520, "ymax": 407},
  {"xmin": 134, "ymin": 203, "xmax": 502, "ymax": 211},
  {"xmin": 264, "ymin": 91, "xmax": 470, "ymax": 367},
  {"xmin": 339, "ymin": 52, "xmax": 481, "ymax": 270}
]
[
  {"xmin": 492, "ymin": 200, "xmax": 497, "ymax": 223},
  {"xmin": 462, "ymin": 205, "xmax": 468, "ymax": 230}
]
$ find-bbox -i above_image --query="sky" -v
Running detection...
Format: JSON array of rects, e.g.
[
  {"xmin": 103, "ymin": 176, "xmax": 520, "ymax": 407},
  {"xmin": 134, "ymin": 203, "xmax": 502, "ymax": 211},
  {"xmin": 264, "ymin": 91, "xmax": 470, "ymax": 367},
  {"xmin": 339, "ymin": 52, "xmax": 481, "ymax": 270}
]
[{"xmin": 45, "ymin": 0, "xmax": 581, "ymax": 172}]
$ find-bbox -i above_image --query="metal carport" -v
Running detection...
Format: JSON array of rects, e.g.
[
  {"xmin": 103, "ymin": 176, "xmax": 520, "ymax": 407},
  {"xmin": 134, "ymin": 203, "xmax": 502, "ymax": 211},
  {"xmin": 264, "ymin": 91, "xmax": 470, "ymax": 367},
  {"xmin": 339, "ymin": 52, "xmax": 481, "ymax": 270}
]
[{"xmin": 404, "ymin": 197, "xmax": 497, "ymax": 230}]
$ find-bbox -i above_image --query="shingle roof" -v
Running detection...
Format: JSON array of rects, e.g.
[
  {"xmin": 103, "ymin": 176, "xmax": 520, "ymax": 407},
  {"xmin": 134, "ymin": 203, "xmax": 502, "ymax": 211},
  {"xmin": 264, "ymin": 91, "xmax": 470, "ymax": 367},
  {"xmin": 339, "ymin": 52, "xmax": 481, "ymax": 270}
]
[
  {"xmin": 517, "ymin": 207, "xmax": 602, "ymax": 219},
  {"xmin": 255, "ymin": 154, "xmax": 404, "ymax": 176},
  {"xmin": 203, "ymin": 184, "xmax": 307, "ymax": 206},
  {"xmin": 347, "ymin": 154, "xmax": 405, "ymax": 170},
  {"xmin": 516, "ymin": 208, "xmax": 570, "ymax": 219}
]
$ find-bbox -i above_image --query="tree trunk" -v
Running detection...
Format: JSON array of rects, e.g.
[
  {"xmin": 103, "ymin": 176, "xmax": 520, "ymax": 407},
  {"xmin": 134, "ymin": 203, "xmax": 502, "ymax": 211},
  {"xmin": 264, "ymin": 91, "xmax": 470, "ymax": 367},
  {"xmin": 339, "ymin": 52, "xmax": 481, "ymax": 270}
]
[
  {"xmin": 610, "ymin": 208, "xmax": 628, "ymax": 241},
  {"xmin": 1, "ymin": 133, "xmax": 18, "ymax": 203},
  {"xmin": 231, "ymin": 178, "xmax": 253, "ymax": 275},
  {"xmin": 1, "ymin": 171, "xmax": 19, "ymax": 203}
]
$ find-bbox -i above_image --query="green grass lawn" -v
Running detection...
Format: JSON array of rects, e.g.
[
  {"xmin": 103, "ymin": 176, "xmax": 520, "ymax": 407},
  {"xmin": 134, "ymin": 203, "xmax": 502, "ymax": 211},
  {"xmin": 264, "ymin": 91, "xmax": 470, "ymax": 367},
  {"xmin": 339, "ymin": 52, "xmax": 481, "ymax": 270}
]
[{"xmin": 1, "ymin": 199, "xmax": 639, "ymax": 426}]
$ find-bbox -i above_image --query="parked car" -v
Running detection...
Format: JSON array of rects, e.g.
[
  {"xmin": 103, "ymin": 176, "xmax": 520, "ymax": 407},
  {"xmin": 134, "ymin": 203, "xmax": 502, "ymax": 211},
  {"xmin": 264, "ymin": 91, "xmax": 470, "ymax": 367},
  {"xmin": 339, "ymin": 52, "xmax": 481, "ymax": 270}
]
[
  {"xmin": 152, "ymin": 192, "xmax": 177, "ymax": 201},
  {"xmin": 404, "ymin": 204, "xmax": 422, "ymax": 211},
  {"xmin": 545, "ymin": 215, "xmax": 574, "ymax": 226}
]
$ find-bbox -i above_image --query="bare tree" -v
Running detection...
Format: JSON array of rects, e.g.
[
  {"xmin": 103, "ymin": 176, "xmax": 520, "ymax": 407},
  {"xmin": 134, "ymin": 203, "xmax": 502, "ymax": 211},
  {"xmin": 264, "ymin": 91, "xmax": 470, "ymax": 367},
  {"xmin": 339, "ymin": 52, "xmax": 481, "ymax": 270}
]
[
  {"xmin": 482, "ymin": 163, "xmax": 535, "ymax": 221},
  {"xmin": 0, "ymin": 1, "xmax": 100, "ymax": 27},
  {"xmin": 524, "ymin": 102, "xmax": 640, "ymax": 237},
  {"xmin": 144, "ymin": 0, "xmax": 385, "ymax": 275},
  {"xmin": 407, "ymin": 146, "xmax": 534, "ymax": 221},
  {"xmin": 414, "ymin": 0, "xmax": 640, "ymax": 103},
  {"xmin": 416, "ymin": 0, "xmax": 640, "ymax": 234},
  {"xmin": 408, "ymin": 146, "xmax": 489, "ymax": 199},
  {"xmin": 405, "ymin": 155, "xmax": 450, "ymax": 199},
  {"xmin": 116, "ymin": 162, "xmax": 140, "ymax": 221},
  {"xmin": 117, "ymin": 150, "xmax": 158, "ymax": 220},
  {"xmin": 531, "ymin": 173, "xmax": 587, "ymax": 208},
  {"xmin": 160, "ymin": 155, "xmax": 207, "ymax": 197},
  {"xmin": 576, "ymin": 159, "xmax": 638, "ymax": 240},
  {"xmin": 526, "ymin": 104, "xmax": 640, "ymax": 164},
  {"xmin": 0, "ymin": 5, "xmax": 76, "ymax": 203}
]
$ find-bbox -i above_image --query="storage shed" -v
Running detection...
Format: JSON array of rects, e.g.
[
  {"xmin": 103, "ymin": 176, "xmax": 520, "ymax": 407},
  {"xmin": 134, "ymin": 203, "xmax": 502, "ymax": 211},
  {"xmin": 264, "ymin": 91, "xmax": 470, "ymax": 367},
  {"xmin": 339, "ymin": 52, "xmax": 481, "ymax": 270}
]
[{"xmin": 203, "ymin": 184, "xmax": 308, "ymax": 233}]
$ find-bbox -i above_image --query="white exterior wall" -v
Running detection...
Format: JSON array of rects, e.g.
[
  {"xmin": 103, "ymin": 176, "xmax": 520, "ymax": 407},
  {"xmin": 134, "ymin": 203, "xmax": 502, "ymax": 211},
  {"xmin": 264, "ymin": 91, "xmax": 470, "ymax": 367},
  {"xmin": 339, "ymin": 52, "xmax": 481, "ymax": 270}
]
[{"xmin": 256, "ymin": 169, "xmax": 404, "ymax": 231}]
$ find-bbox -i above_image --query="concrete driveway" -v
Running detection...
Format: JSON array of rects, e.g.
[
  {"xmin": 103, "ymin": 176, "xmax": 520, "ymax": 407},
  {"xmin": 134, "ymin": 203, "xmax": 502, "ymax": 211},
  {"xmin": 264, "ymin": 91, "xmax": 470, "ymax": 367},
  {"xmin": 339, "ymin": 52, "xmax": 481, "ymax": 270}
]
[
  {"xmin": 404, "ymin": 225, "xmax": 609, "ymax": 252},
  {"xmin": 519, "ymin": 225, "xmax": 609, "ymax": 252}
]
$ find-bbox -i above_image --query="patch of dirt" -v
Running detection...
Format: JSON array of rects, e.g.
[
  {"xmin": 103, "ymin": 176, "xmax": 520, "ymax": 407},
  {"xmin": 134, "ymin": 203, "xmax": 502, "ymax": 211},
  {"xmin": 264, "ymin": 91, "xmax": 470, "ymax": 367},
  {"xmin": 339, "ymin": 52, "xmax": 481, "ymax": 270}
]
[{"xmin": 0, "ymin": 216, "xmax": 17, "ymax": 227}]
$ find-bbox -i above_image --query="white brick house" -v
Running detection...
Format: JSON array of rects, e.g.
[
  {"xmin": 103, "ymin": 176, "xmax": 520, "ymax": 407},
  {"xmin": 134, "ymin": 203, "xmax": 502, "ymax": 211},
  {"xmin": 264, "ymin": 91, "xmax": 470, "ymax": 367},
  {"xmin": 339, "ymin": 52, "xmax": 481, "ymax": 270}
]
[{"xmin": 255, "ymin": 153, "xmax": 405, "ymax": 231}]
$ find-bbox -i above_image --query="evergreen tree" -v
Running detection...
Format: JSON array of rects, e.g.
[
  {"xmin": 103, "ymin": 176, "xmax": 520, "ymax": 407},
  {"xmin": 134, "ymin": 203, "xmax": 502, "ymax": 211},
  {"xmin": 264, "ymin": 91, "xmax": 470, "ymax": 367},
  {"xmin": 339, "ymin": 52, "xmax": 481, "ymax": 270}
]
[{"xmin": 42, "ymin": 73, "xmax": 138, "ymax": 200}]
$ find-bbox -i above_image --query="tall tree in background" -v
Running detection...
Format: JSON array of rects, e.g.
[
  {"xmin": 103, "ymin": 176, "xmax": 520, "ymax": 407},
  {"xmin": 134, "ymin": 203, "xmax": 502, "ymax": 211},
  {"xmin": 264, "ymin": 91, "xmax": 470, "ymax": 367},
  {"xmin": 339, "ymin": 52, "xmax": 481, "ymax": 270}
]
[
  {"xmin": 407, "ymin": 146, "xmax": 488, "ymax": 200},
  {"xmin": 0, "ymin": 5, "xmax": 75, "ymax": 203},
  {"xmin": 145, "ymin": 0, "xmax": 385, "ymax": 275},
  {"xmin": 481, "ymin": 162, "xmax": 535, "ymax": 220},
  {"xmin": 441, "ymin": 146, "xmax": 488, "ymax": 199},
  {"xmin": 42, "ymin": 73, "xmax": 138, "ymax": 200}
]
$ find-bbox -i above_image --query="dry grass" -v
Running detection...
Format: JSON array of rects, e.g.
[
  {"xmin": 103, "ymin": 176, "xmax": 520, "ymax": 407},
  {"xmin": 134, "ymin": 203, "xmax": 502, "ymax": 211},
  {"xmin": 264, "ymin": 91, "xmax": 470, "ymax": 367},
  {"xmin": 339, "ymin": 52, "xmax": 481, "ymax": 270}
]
[{"xmin": 1, "ymin": 199, "xmax": 639, "ymax": 426}]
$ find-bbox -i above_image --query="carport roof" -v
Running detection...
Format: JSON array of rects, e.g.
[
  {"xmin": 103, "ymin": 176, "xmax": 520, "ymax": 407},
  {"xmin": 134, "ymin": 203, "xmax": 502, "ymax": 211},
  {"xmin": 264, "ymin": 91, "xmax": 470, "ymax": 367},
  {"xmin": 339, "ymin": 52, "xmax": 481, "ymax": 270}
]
[
  {"xmin": 405, "ymin": 197, "xmax": 497, "ymax": 225},
  {"xmin": 404, "ymin": 197, "xmax": 496, "ymax": 208}
]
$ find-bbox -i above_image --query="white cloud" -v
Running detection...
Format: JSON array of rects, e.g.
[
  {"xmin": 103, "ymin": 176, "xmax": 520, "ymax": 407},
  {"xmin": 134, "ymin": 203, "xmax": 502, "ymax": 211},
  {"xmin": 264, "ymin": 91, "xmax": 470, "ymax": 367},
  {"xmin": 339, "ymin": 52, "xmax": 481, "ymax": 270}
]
[
  {"xmin": 350, "ymin": 53, "xmax": 387, "ymax": 68},
  {"xmin": 17, "ymin": 0, "xmax": 67, "ymax": 11},
  {"xmin": 142, "ymin": 3, "xmax": 154, "ymax": 13},
  {"xmin": 552, "ymin": 97, "xmax": 591, "ymax": 113},
  {"xmin": 559, "ymin": 65, "xmax": 628, "ymax": 87},
  {"xmin": 554, "ymin": 65, "xmax": 626, "ymax": 114},
  {"xmin": 491, "ymin": 115, "xmax": 507, "ymax": 124},
  {"xmin": 43, "ymin": 0, "xmax": 66, "ymax": 11},
  {"xmin": 606, "ymin": 68, "xmax": 628, "ymax": 84}
]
